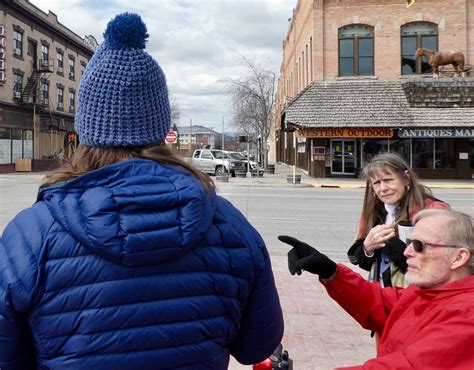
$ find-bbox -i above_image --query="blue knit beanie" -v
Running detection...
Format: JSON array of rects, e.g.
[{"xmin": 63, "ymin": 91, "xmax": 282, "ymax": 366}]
[{"xmin": 75, "ymin": 13, "xmax": 170, "ymax": 147}]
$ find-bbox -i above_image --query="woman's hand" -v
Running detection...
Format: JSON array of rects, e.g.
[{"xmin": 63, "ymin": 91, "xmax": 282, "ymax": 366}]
[{"xmin": 363, "ymin": 224, "xmax": 396, "ymax": 255}]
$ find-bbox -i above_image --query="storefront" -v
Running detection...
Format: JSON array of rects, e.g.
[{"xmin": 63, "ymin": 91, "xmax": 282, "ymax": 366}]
[
  {"xmin": 280, "ymin": 79, "xmax": 474, "ymax": 180},
  {"xmin": 293, "ymin": 127, "xmax": 473, "ymax": 179}
]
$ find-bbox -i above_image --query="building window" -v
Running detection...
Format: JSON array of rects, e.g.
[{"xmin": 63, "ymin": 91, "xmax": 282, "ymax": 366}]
[
  {"xmin": 338, "ymin": 24, "xmax": 374, "ymax": 76},
  {"xmin": 0, "ymin": 128, "xmax": 12, "ymax": 164},
  {"xmin": 57, "ymin": 87, "xmax": 64, "ymax": 109},
  {"xmin": 40, "ymin": 82, "xmax": 49, "ymax": 106},
  {"xmin": 13, "ymin": 31, "xmax": 23, "ymax": 56},
  {"xmin": 412, "ymin": 138, "xmax": 434, "ymax": 169},
  {"xmin": 81, "ymin": 62, "xmax": 86, "ymax": 76},
  {"xmin": 401, "ymin": 22, "xmax": 438, "ymax": 75},
  {"xmin": 13, "ymin": 73, "xmax": 23, "ymax": 99},
  {"xmin": 41, "ymin": 44, "xmax": 49, "ymax": 68},
  {"xmin": 69, "ymin": 91, "xmax": 75, "ymax": 112},
  {"xmin": 434, "ymin": 139, "xmax": 454, "ymax": 169},
  {"xmin": 23, "ymin": 130, "xmax": 33, "ymax": 158},
  {"xmin": 57, "ymin": 53, "xmax": 64, "ymax": 73},
  {"xmin": 68, "ymin": 57, "xmax": 75, "ymax": 79},
  {"xmin": 12, "ymin": 129, "xmax": 22, "ymax": 163}
]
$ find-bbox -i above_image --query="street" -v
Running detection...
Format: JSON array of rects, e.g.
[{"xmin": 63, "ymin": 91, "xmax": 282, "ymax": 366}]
[{"xmin": 217, "ymin": 186, "xmax": 474, "ymax": 260}]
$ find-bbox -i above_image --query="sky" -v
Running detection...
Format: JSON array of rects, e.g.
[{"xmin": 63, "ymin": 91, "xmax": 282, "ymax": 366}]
[{"xmin": 30, "ymin": 0, "xmax": 296, "ymax": 132}]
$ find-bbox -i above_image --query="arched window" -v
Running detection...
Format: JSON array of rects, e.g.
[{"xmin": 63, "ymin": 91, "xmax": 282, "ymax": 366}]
[
  {"xmin": 338, "ymin": 24, "xmax": 374, "ymax": 76},
  {"xmin": 401, "ymin": 22, "xmax": 438, "ymax": 75}
]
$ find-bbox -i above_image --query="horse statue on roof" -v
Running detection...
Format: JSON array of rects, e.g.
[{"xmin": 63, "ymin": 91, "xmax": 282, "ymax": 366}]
[{"xmin": 415, "ymin": 48, "xmax": 466, "ymax": 77}]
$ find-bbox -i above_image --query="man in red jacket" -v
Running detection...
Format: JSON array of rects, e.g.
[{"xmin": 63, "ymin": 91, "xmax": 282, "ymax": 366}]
[{"xmin": 279, "ymin": 208, "xmax": 474, "ymax": 369}]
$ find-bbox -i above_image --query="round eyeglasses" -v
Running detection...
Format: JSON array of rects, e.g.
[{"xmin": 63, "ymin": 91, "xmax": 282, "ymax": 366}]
[{"xmin": 406, "ymin": 238, "xmax": 461, "ymax": 253}]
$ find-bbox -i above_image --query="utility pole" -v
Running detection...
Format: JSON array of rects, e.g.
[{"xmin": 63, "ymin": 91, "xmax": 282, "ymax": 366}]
[
  {"xmin": 189, "ymin": 118, "xmax": 193, "ymax": 157},
  {"xmin": 222, "ymin": 116, "xmax": 225, "ymax": 151}
]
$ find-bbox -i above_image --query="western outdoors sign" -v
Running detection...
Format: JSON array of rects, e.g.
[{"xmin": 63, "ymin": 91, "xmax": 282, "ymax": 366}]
[
  {"xmin": 165, "ymin": 131, "xmax": 178, "ymax": 144},
  {"xmin": 296, "ymin": 128, "xmax": 393, "ymax": 138}
]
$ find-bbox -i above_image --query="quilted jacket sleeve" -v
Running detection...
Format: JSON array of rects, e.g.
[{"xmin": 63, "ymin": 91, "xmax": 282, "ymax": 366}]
[
  {"xmin": 229, "ymin": 225, "xmax": 284, "ymax": 365},
  {"xmin": 0, "ymin": 207, "xmax": 45, "ymax": 370},
  {"xmin": 322, "ymin": 264, "xmax": 402, "ymax": 335},
  {"xmin": 338, "ymin": 306, "xmax": 474, "ymax": 369}
]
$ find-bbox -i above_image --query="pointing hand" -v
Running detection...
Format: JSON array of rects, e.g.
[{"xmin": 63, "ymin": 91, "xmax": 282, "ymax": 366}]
[{"xmin": 278, "ymin": 235, "xmax": 337, "ymax": 279}]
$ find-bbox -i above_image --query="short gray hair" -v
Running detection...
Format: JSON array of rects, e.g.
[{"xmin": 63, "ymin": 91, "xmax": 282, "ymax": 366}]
[{"xmin": 414, "ymin": 209, "xmax": 474, "ymax": 274}]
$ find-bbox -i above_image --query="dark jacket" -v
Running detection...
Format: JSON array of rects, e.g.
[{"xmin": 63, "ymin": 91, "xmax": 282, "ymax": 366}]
[
  {"xmin": 0, "ymin": 159, "xmax": 283, "ymax": 370},
  {"xmin": 347, "ymin": 198, "xmax": 449, "ymax": 287}
]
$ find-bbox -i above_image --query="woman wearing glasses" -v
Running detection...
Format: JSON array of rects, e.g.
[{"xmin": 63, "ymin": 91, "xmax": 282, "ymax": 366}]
[{"xmin": 347, "ymin": 153, "xmax": 449, "ymax": 289}]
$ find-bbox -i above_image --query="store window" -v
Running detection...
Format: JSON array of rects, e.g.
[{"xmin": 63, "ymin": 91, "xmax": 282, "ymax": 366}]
[
  {"xmin": 434, "ymin": 139, "xmax": 455, "ymax": 169},
  {"xmin": 389, "ymin": 139, "xmax": 411, "ymax": 165},
  {"xmin": 12, "ymin": 129, "xmax": 22, "ymax": 163},
  {"xmin": 0, "ymin": 128, "xmax": 12, "ymax": 164},
  {"xmin": 401, "ymin": 22, "xmax": 438, "ymax": 75},
  {"xmin": 362, "ymin": 139, "xmax": 388, "ymax": 166},
  {"xmin": 23, "ymin": 130, "xmax": 33, "ymax": 158},
  {"xmin": 339, "ymin": 24, "xmax": 374, "ymax": 76},
  {"xmin": 470, "ymin": 139, "xmax": 474, "ymax": 170},
  {"xmin": 412, "ymin": 138, "xmax": 434, "ymax": 169}
]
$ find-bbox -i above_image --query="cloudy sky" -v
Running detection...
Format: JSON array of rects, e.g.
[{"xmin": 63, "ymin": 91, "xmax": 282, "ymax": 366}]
[{"xmin": 31, "ymin": 0, "xmax": 295, "ymax": 131}]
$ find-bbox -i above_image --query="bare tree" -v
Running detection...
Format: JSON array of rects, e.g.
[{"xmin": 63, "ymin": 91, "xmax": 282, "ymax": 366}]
[
  {"xmin": 169, "ymin": 95, "xmax": 181, "ymax": 127},
  {"xmin": 222, "ymin": 57, "xmax": 276, "ymax": 168}
]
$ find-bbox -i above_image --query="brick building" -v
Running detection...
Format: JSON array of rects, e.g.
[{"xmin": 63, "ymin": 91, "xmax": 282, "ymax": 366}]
[
  {"xmin": 0, "ymin": 0, "xmax": 95, "ymax": 173},
  {"xmin": 275, "ymin": 0, "xmax": 474, "ymax": 179}
]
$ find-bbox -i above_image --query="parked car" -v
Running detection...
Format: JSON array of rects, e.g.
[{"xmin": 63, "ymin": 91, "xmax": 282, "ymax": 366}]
[{"xmin": 191, "ymin": 149, "xmax": 246, "ymax": 176}]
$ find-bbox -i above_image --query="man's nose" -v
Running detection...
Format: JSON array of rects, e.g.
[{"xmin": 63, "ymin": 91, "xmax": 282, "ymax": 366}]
[{"xmin": 404, "ymin": 241, "xmax": 415, "ymax": 258}]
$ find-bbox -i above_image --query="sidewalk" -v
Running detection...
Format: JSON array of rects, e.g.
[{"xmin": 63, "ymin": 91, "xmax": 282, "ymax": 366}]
[
  {"xmin": 215, "ymin": 163, "xmax": 474, "ymax": 190},
  {"xmin": 228, "ymin": 257, "xmax": 376, "ymax": 370}
]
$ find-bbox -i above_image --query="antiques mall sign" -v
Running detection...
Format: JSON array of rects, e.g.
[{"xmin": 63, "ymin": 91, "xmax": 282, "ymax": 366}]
[{"xmin": 398, "ymin": 128, "xmax": 474, "ymax": 138}]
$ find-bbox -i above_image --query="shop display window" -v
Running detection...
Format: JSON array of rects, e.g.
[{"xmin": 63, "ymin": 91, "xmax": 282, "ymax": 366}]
[
  {"xmin": 12, "ymin": 129, "xmax": 23, "ymax": 163},
  {"xmin": 389, "ymin": 139, "xmax": 411, "ymax": 165},
  {"xmin": 0, "ymin": 128, "xmax": 12, "ymax": 164},
  {"xmin": 412, "ymin": 138, "xmax": 434, "ymax": 169},
  {"xmin": 434, "ymin": 139, "xmax": 454, "ymax": 169}
]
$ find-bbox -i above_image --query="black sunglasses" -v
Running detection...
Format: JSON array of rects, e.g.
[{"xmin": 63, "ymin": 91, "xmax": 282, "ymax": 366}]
[{"xmin": 406, "ymin": 238, "xmax": 460, "ymax": 253}]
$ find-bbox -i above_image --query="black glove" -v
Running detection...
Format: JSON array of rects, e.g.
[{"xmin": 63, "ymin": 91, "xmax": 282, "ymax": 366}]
[
  {"xmin": 278, "ymin": 235, "xmax": 337, "ymax": 279},
  {"xmin": 383, "ymin": 237, "xmax": 408, "ymax": 273}
]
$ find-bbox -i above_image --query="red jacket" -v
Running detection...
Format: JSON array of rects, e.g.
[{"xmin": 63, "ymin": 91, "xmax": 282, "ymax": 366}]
[{"xmin": 322, "ymin": 264, "xmax": 474, "ymax": 369}]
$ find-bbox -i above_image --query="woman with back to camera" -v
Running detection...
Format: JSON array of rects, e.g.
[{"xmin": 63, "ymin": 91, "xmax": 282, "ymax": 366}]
[
  {"xmin": 0, "ymin": 13, "xmax": 283, "ymax": 370},
  {"xmin": 347, "ymin": 152, "xmax": 449, "ymax": 288}
]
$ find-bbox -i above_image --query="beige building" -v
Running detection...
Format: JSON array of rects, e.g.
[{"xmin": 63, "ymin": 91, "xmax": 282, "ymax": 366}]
[
  {"xmin": 275, "ymin": 0, "xmax": 474, "ymax": 179},
  {"xmin": 0, "ymin": 0, "xmax": 95, "ymax": 173}
]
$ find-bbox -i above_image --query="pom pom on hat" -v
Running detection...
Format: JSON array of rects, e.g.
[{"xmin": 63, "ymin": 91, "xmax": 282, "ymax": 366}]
[
  {"xmin": 75, "ymin": 12, "xmax": 171, "ymax": 148},
  {"xmin": 104, "ymin": 12, "xmax": 148, "ymax": 49}
]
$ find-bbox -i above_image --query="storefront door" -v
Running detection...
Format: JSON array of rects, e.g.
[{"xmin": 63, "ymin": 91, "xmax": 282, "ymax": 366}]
[{"xmin": 331, "ymin": 139, "xmax": 356, "ymax": 175}]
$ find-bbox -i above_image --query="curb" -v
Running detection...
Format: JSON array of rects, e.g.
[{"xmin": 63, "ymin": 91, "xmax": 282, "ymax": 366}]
[
  {"xmin": 312, "ymin": 183, "xmax": 474, "ymax": 190},
  {"xmin": 312, "ymin": 183, "xmax": 366, "ymax": 189},
  {"xmin": 216, "ymin": 181, "xmax": 314, "ymax": 188}
]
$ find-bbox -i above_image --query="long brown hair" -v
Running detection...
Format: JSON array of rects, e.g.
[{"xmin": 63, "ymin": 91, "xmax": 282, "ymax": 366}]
[
  {"xmin": 357, "ymin": 152, "xmax": 432, "ymax": 238},
  {"xmin": 41, "ymin": 143, "xmax": 214, "ymax": 190}
]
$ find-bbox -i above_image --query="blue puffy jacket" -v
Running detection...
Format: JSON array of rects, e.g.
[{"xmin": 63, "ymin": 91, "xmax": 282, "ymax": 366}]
[{"xmin": 0, "ymin": 159, "xmax": 283, "ymax": 369}]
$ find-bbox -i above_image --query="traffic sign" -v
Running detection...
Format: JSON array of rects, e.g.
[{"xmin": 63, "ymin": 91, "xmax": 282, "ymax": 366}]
[{"xmin": 165, "ymin": 131, "xmax": 178, "ymax": 144}]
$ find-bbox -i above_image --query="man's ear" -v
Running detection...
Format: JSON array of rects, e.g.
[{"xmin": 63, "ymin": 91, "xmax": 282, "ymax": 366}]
[{"xmin": 451, "ymin": 248, "xmax": 471, "ymax": 270}]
